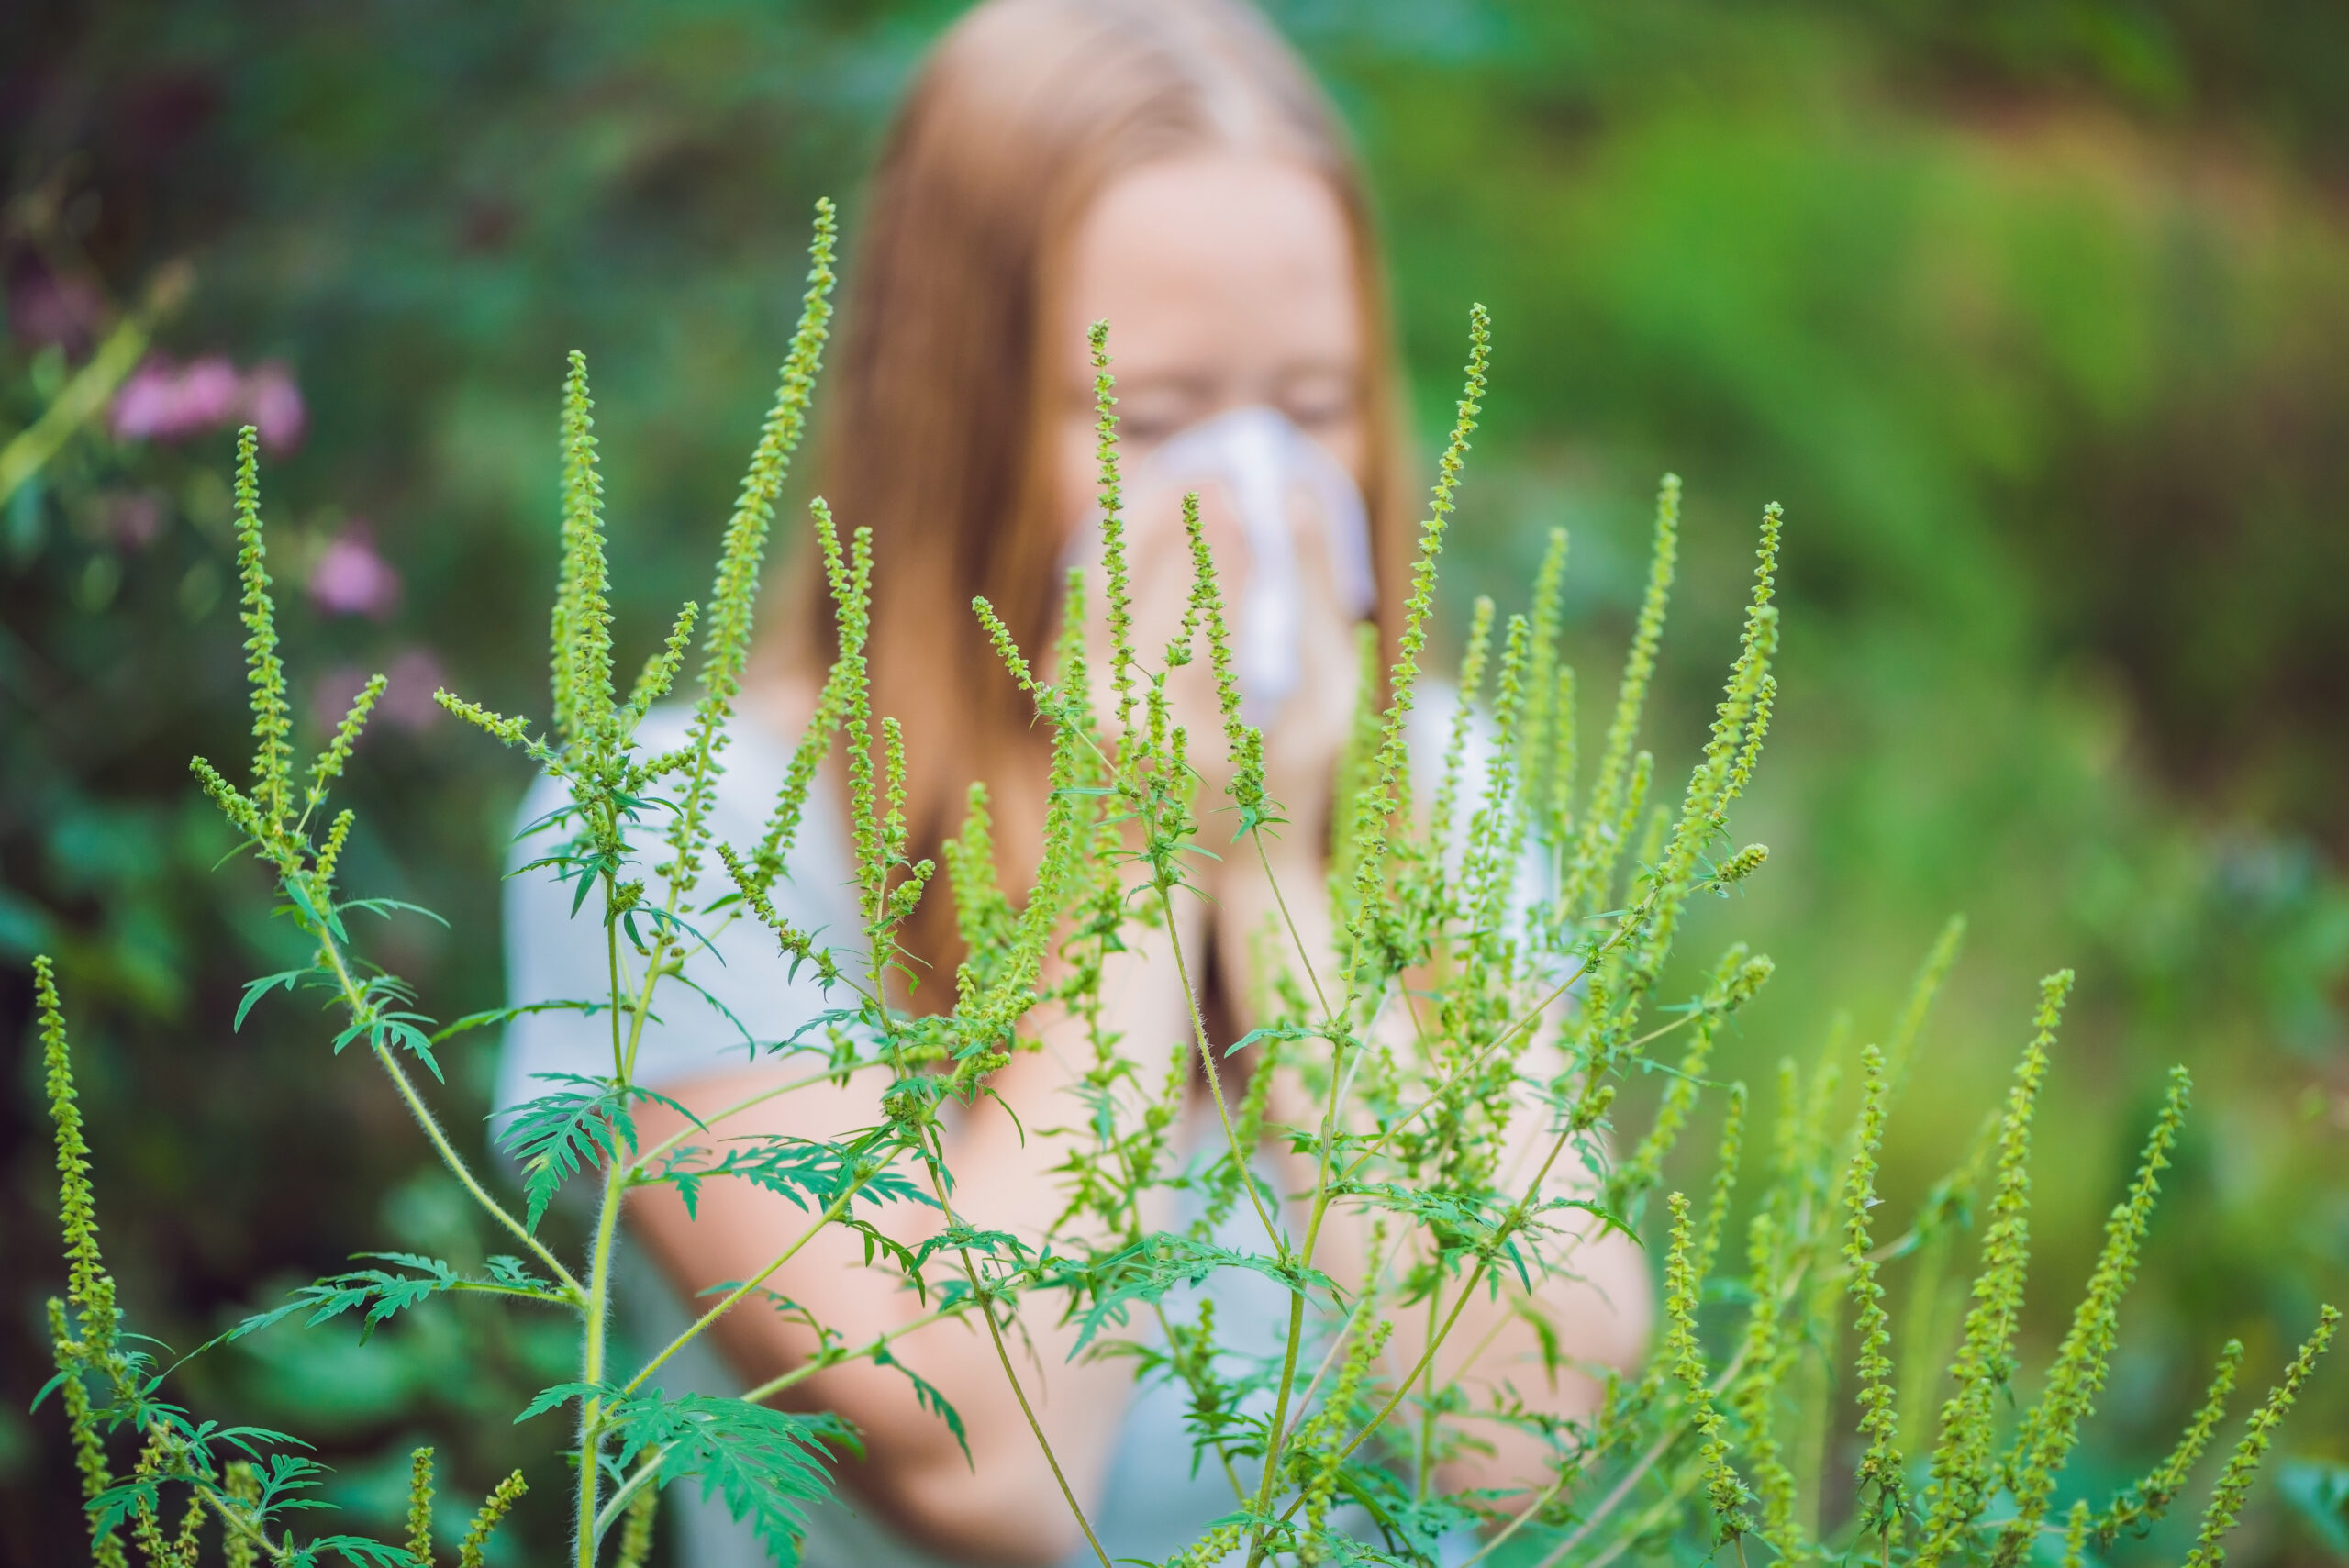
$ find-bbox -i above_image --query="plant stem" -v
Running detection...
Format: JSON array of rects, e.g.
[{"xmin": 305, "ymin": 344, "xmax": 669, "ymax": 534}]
[
  {"xmin": 1160, "ymin": 884, "xmax": 1282, "ymax": 1250},
  {"xmin": 1242, "ymin": 1293, "xmax": 1308, "ymax": 1568},
  {"xmin": 1308, "ymin": 1111, "xmax": 1588, "ymax": 1496},
  {"xmin": 921, "ymin": 1132, "xmax": 1113, "ymax": 1568},
  {"xmin": 576, "ymin": 1159, "xmax": 627, "ymax": 1568},
  {"xmin": 737, "ymin": 1301, "xmax": 969, "ymax": 1404},
  {"xmin": 304, "ymin": 912, "xmax": 579, "ymax": 1295},
  {"xmin": 622, "ymin": 1181, "xmax": 865, "ymax": 1396},
  {"xmin": 365, "ymin": 1036, "xmax": 582, "ymax": 1292},
  {"xmin": 628, "ymin": 1058, "xmax": 880, "ymax": 1177}
]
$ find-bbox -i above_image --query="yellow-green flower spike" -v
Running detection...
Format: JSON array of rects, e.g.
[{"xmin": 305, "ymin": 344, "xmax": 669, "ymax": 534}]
[
  {"xmin": 553, "ymin": 350, "xmax": 615, "ymax": 741},
  {"xmin": 665, "ymin": 201, "xmax": 838, "ymax": 894},
  {"xmin": 1429, "ymin": 595, "xmax": 1496, "ymax": 869},
  {"xmin": 307, "ymin": 672, "xmax": 385, "ymax": 813},
  {"xmin": 1995, "ymin": 1066, "xmax": 2191, "ymax": 1564},
  {"xmin": 616, "ymin": 1483, "xmax": 660, "ymax": 1568},
  {"xmin": 1564, "ymin": 473, "xmax": 1678, "ymax": 920},
  {"xmin": 1664, "ymin": 1191, "xmax": 1755, "ymax": 1544},
  {"xmin": 1916, "ymin": 970, "xmax": 2070, "ymax": 1568},
  {"xmin": 405, "ymin": 1446, "xmax": 435, "ymax": 1566},
  {"xmin": 2181, "ymin": 1306, "xmax": 2338, "ymax": 1568},
  {"xmin": 457, "ymin": 1470, "xmax": 528, "ymax": 1568},
  {"xmin": 620, "ymin": 600, "xmax": 699, "ymax": 734},
  {"xmin": 1341, "ymin": 306, "xmax": 1489, "ymax": 997},
  {"xmin": 752, "ymin": 502, "xmax": 863, "ymax": 884},
  {"xmin": 1088, "ymin": 321, "xmax": 1138, "ymax": 740},
  {"xmin": 230, "ymin": 425, "xmax": 295, "ymax": 839},
  {"xmin": 2095, "ymin": 1338, "xmax": 2243, "ymax": 1543},
  {"xmin": 1884, "ymin": 915, "xmax": 1966, "ymax": 1096},
  {"xmin": 1844, "ymin": 1045, "xmax": 1904, "ymax": 1536}
]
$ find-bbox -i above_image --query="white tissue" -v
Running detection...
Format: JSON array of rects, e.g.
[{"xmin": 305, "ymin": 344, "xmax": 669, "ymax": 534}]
[{"xmin": 1131, "ymin": 405, "xmax": 1375, "ymax": 725}]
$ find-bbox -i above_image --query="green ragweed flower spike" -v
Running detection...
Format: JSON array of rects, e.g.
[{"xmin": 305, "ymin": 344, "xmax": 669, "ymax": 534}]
[
  {"xmin": 622, "ymin": 599, "xmax": 700, "ymax": 735},
  {"xmin": 1710, "ymin": 843, "xmax": 1769, "ymax": 889},
  {"xmin": 664, "ymin": 199, "xmax": 838, "ymax": 895},
  {"xmin": 1884, "ymin": 914, "xmax": 1966, "ymax": 1096},
  {"xmin": 1088, "ymin": 320, "xmax": 1138, "ymax": 738},
  {"xmin": 1518, "ymin": 527, "xmax": 1570, "ymax": 845},
  {"xmin": 552, "ymin": 349, "xmax": 616, "ymax": 742},
  {"xmin": 1563, "ymin": 473, "xmax": 1677, "ymax": 922},
  {"xmin": 1430, "ymin": 594, "xmax": 1496, "ymax": 867},
  {"xmin": 2059, "ymin": 1499, "xmax": 2092, "ymax": 1568},
  {"xmin": 1628, "ymin": 506, "xmax": 1781, "ymax": 989},
  {"xmin": 458, "ymin": 1470, "xmax": 528, "ymax": 1568},
  {"xmin": 231, "ymin": 425, "xmax": 295, "ymax": 839},
  {"xmin": 753, "ymin": 500, "xmax": 864, "ymax": 885},
  {"xmin": 38, "ymin": 957, "xmax": 130, "ymax": 1568},
  {"xmin": 1995, "ymin": 1066, "xmax": 2192, "ymax": 1564},
  {"xmin": 974, "ymin": 595, "xmax": 1041, "ymax": 695},
  {"xmin": 1664, "ymin": 1192, "xmax": 1755, "ymax": 1544},
  {"xmin": 2096, "ymin": 1339, "xmax": 2243, "ymax": 1544},
  {"xmin": 1844, "ymin": 1044, "xmax": 1904, "ymax": 1536},
  {"xmin": 616, "ymin": 1482, "xmax": 660, "ymax": 1568},
  {"xmin": 405, "ymin": 1446, "xmax": 436, "ymax": 1566},
  {"xmin": 1916, "ymin": 969, "xmax": 2070, "ymax": 1568},
  {"xmin": 434, "ymin": 689, "xmax": 538, "ymax": 751},
  {"xmin": 1180, "ymin": 490, "xmax": 1271, "ymax": 833},
  {"xmin": 1694, "ymin": 1079, "xmax": 1748, "ymax": 1288},
  {"xmin": 2182, "ymin": 1306, "xmax": 2338, "ymax": 1568},
  {"xmin": 1544, "ymin": 661, "xmax": 1578, "ymax": 853},
  {"xmin": 38, "ymin": 956, "xmax": 117, "ymax": 1347},
  {"xmin": 1341, "ymin": 305, "xmax": 1489, "ymax": 991},
  {"xmin": 308, "ymin": 672, "xmax": 385, "ymax": 814},
  {"xmin": 1466, "ymin": 611, "xmax": 1536, "ymax": 943}
]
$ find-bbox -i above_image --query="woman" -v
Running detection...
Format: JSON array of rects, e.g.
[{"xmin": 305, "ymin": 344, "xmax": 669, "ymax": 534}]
[{"xmin": 502, "ymin": 2, "xmax": 1649, "ymax": 1563}]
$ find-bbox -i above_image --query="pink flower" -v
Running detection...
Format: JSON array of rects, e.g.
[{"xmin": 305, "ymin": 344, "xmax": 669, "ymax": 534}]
[
  {"xmin": 243, "ymin": 361, "xmax": 306, "ymax": 452},
  {"xmin": 108, "ymin": 354, "xmax": 306, "ymax": 451},
  {"xmin": 112, "ymin": 355, "xmax": 242, "ymax": 442},
  {"xmin": 308, "ymin": 522, "xmax": 401, "ymax": 619}
]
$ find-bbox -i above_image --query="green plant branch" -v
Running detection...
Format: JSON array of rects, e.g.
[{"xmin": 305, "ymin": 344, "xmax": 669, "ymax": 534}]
[
  {"xmin": 620, "ymin": 1178, "xmax": 867, "ymax": 1397},
  {"xmin": 307, "ymin": 922, "xmax": 582, "ymax": 1296},
  {"xmin": 920, "ymin": 1131, "xmax": 1113, "ymax": 1568}
]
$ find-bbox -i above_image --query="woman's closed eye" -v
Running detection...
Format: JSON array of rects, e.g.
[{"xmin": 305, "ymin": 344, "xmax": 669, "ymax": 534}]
[
  {"xmin": 1109, "ymin": 379, "xmax": 1215, "ymax": 450},
  {"xmin": 1275, "ymin": 367, "xmax": 1359, "ymax": 439}
]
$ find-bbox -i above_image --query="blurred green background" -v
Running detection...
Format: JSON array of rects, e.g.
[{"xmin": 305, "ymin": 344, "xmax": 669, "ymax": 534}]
[{"xmin": 4, "ymin": 1, "xmax": 2345, "ymax": 1562}]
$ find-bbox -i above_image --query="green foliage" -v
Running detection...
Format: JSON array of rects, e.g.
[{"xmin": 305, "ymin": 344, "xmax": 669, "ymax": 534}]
[{"xmin": 21, "ymin": 212, "xmax": 2339, "ymax": 1568}]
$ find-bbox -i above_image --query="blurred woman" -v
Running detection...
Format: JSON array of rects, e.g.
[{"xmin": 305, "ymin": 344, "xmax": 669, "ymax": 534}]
[{"xmin": 501, "ymin": 2, "xmax": 1648, "ymax": 1563}]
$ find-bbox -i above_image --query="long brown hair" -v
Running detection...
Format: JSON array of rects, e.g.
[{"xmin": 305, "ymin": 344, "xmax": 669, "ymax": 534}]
[{"xmin": 762, "ymin": 0, "xmax": 1411, "ymax": 994}]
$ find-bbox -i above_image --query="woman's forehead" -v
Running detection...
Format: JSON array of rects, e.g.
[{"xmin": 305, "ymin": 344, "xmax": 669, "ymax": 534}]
[{"xmin": 1063, "ymin": 154, "xmax": 1361, "ymax": 377}]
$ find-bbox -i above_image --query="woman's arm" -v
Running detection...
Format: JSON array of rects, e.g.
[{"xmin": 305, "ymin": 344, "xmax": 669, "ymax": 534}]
[
  {"xmin": 1208, "ymin": 824, "xmax": 1651, "ymax": 1501},
  {"xmin": 625, "ymin": 894, "xmax": 1203, "ymax": 1566}
]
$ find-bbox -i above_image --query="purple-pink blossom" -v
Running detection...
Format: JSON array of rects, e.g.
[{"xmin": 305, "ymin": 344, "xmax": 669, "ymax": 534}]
[
  {"xmin": 308, "ymin": 523, "xmax": 402, "ymax": 620},
  {"xmin": 109, "ymin": 353, "xmax": 307, "ymax": 452}
]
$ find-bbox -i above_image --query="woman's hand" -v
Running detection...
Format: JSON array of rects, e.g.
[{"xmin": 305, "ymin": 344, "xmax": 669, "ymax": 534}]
[{"xmin": 1080, "ymin": 462, "xmax": 1362, "ymax": 849}]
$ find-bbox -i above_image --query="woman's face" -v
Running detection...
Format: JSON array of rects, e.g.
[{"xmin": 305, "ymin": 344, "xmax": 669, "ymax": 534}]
[
  {"xmin": 1052, "ymin": 150, "xmax": 1368, "ymax": 794},
  {"xmin": 1055, "ymin": 151, "xmax": 1366, "ymax": 518}
]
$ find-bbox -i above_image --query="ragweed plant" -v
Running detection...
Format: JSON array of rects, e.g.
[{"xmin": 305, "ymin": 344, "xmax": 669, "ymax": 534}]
[{"xmin": 31, "ymin": 202, "xmax": 2335, "ymax": 1568}]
